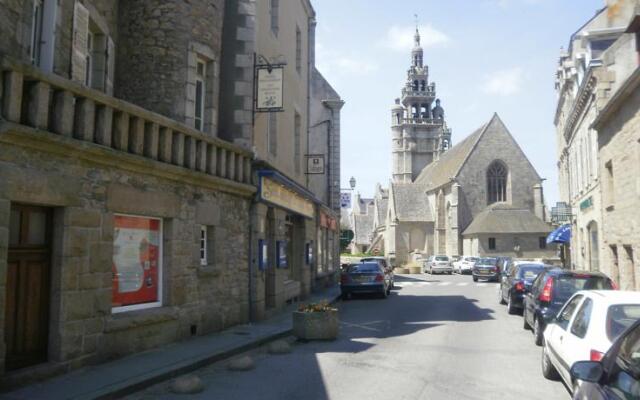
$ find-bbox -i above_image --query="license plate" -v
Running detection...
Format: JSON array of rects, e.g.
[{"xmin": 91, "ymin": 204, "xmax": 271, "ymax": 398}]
[{"xmin": 355, "ymin": 276, "xmax": 371, "ymax": 283}]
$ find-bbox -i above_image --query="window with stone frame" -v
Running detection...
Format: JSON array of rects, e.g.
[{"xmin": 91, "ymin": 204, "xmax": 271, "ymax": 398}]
[
  {"xmin": 30, "ymin": 0, "xmax": 44, "ymax": 66},
  {"xmin": 295, "ymin": 26, "xmax": 302, "ymax": 74},
  {"xmin": 604, "ymin": 160, "xmax": 615, "ymax": 210},
  {"xmin": 195, "ymin": 58, "xmax": 207, "ymax": 132},
  {"xmin": 270, "ymin": 0, "xmax": 279, "ymax": 37},
  {"xmin": 268, "ymin": 113, "xmax": 277, "ymax": 156},
  {"xmin": 294, "ymin": 112, "xmax": 301, "ymax": 174},
  {"xmin": 539, "ymin": 237, "xmax": 547, "ymax": 249},
  {"xmin": 200, "ymin": 225, "xmax": 214, "ymax": 266},
  {"xmin": 29, "ymin": 0, "xmax": 56, "ymax": 72},
  {"xmin": 487, "ymin": 161, "xmax": 508, "ymax": 204}
]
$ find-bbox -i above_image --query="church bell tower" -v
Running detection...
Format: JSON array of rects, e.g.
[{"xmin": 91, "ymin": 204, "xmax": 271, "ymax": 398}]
[{"xmin": 391, "ymin": 27, "xmax": 452, "ymax": 183}]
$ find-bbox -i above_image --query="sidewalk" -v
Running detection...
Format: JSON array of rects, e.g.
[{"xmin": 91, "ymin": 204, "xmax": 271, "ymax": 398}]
[{"xmin": 3, "ymin": 286, "xmax": 341, "ymax": 400}]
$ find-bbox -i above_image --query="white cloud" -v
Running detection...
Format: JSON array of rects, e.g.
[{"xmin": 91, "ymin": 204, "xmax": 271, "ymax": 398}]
[
  {"xmin": 380, "ymin": 24, "xmax": 450, "ymax": 52},
  {"xmin": 481, "ymin": 67, "xmax": 525, "ymax": 96},
  {"xmin": 315, "ymin": 42, "xmax": 379, "ymax": 76}
]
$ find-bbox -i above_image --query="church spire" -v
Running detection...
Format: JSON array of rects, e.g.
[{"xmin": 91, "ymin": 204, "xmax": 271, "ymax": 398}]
[{"xmin": 413, "ymin": 14, "xmax": 421, "ymax": 48}]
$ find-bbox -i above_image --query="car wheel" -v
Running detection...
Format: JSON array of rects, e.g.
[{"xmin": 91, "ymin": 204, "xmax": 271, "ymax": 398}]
[
  {"xmin": 534, "ymin": 318, "xmax": 543, "ymax": 346},
  {"xmin": 473, "ymin": 276, "xmax": 478, "ymax": 282},
  {"xmin": 541, "ymin": 341, "xmax": 560, "ymax": 380},
  {"xmin": 523, "ymin": 309, "xmax": 531, "ymax": 330},
  {"xmin": 507, "ymin": 294, "xmax": 517, "ymax": 315},
  {"xmin": 498, "ymin": 288, "xmax": 506, "ymax": 305}
]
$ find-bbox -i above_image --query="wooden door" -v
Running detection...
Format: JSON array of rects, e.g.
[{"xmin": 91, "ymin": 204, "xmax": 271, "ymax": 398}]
[{"xmin": 5, "ymin": 205, "xmax": 52, "ymax": 370}]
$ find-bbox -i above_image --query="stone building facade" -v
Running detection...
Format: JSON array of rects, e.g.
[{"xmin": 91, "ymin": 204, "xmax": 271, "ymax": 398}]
[
  {"xmin": 219, "ymin": 0, "xmax": 341, "ymax": 320},
  {"xmin": 591, "ymin": 11, "xmax": 640, "ymax": 290},
  {"xmin": 554, "ymin": 1, "xmax": 635, "ymax": 272},
  {"xmin": 0, "ymin": 0, "xmax": 254, "ymax": 386}
]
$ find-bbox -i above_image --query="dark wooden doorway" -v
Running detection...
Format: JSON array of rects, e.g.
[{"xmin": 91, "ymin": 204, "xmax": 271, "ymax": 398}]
[{"xmin": 5, "ymin": 204, "xmax": 52, "ymax": 370}]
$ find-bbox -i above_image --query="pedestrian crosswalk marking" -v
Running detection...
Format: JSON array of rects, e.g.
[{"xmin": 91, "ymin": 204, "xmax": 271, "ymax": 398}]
[{"xmin": 394, "ymin": 281, "xmax": 492, "ymax": 288}]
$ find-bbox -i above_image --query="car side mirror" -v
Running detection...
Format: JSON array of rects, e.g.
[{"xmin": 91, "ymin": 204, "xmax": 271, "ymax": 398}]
[{"xmin": 570, "ymin": 361, "xmax": 603, "ymax": 383}]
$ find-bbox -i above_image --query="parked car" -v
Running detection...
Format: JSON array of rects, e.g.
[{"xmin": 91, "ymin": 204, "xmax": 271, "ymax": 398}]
[
  {"xmin": 424, "ymin": 255, "xmax": 453, "ymax": 274},
  {"xmin": 570, "ymin": 318, "xmax": 640, "ymax": 400},
  {"xmin": 542, "ymin": 291, "xmax": 640, "ymax": 395},
  {"xmin": 340, "ymin": 262, "xmax": 392, "ymax": 300},
  {"xmin": 498, "ymin": 262, "xmax": 547, "ymax": 314},
  {"xmin": 472, "ymin": 257, "xmax": 500, "ymax": 282},
  {"xmin": 524, "ymin": 269, "xmax": 617, "ymax": 346},
  {"xmin": 453, "ymin": 256, "xmax": 478, "ymax": 274},
  {"xmin": 361, "ymin": 256, "xmax": 394, "ymax": 288},
  {"xmin": 496, "ymin": 256, "xmax": 513, "ymax": 274}
]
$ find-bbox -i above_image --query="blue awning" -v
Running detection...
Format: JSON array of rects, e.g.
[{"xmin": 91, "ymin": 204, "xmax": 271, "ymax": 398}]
[{"xmin": 547, "ymin": 224, "xmax": 571, "ymax": 244}]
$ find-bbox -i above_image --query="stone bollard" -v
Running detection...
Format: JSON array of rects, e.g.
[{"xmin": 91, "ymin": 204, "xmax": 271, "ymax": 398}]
[
  {"xmin": 228, "ymin": 355, "xmax": 255, "ymax": 371},
  {"xmin": 169, "ymin": 375, "xmax": 204, "ymax": 394}
]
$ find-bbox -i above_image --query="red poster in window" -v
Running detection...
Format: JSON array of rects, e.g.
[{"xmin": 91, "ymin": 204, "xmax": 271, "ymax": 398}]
[{"xmin": 112, "ymin": 215, "xmax": 161, "ymax": 308}]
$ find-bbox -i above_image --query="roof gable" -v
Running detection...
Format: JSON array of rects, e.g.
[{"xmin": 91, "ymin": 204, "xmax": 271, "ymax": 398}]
[{"xmin": 390, "ymin": 183, "xmax": 433, "ymax": 222}]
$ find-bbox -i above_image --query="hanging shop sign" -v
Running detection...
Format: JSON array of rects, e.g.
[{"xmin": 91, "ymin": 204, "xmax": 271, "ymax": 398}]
[
  {"xmin": 256, "ymin": 66, "xmax": 284, "ymax": 112},
  {"xmin": 340, "ymin": 192, "xmax": 352, "ymax": 209},
  {"xmin": 306, "ymin": 155, "xmax": 325, "ymax": 174},
  {"xmin": 320, "ymin": 211, "xmax": 338, "ymax": 232},
  {"xmin": 112, "ymin": 215, "xmax": 162, "ymax": 310},
  {"xmin": 260, "ymin": 176, "xmax": 314, "ymax": 218}
]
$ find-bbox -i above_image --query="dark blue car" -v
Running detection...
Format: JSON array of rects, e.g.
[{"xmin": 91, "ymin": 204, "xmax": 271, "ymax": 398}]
[
  {"xmin": 498, "ymin": 263, "xmax": 548, "ymax": 314},
  {"xmin": 340, "ymin": 262, "xmax": 392, "ymax": 300},
  {"xmin": 523, "ymin": 268, "xmax": 616, "ymax": 346}
]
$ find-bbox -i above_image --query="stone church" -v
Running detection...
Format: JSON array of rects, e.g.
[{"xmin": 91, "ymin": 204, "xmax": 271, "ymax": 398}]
[{"xmin": 354, "ymin": 28, "xmax": 555, "ymax": 265}]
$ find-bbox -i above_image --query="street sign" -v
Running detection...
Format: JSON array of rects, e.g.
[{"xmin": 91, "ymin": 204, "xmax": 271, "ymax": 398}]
[
  {"xmin": 306, "ymin": 155, "xmax": 325, "ymax": 174},
  {"xmin": 340, "ymin": 192, "xmax": 351, "ymax": 208}
]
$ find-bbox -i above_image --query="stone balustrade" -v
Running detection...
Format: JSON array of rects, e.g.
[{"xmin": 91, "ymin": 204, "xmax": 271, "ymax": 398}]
[
  {"xmin": 0, "ymin": 55, "xmax": 253, "ymax": 186},
  {"xmin": 401, "ymin": 87, "xmax": 436, "ymax": 98},
  {"xmin": 402, "ymin": 117, "xmax": 445, "ymax": 126}
]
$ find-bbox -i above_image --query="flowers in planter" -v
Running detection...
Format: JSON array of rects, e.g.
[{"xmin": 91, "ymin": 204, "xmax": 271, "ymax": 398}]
[{"xmin": 297, "ymin": 301, "xmax": 337, "ymax": 313}]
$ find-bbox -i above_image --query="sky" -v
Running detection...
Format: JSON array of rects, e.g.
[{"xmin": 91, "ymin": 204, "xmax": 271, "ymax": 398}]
[{"xmin": 312, "ymin": 0, "xmax": 604, "ymax": 207}]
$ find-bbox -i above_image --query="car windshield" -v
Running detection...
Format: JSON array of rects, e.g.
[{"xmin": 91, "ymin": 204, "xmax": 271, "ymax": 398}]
[
  {"xmin": 435, "ymin": 256, "xmax": 449, "ymax": 261},
  {"xmin": 518, "ymin": 265, "xmax": 545, "ymax": 280},
  {"xmin": 607, "ymin": 305, "xmax": 640, "ymax": 342},
  {"xmin": 347, "ymin": 263, "xmax": 380, "ymax": 273},
  {"xmin": 478, "ymin": 258, "xmax": 497, "ymax": 265},
  {"xmin": 616, "ymin": 323, "xmax": 640, "ymax": 378},
  {"xmin": 554, "ymin": 275, "xmax": 613, "ymax": 303}
]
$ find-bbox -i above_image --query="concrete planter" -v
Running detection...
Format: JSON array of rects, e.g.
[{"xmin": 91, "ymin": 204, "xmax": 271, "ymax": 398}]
[
  {"xmin": 292, "ymin": 309, "xmax": 339, "ymax": 340},
  {"xmin": 409, "ymin": 266, "xmax": 422, "ymax": 274}
]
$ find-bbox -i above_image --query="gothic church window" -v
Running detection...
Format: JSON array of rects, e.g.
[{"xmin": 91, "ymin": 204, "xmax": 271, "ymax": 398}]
[{"xmin": 487, "ymin": 161, "xmax": 508, "ymax": 204}]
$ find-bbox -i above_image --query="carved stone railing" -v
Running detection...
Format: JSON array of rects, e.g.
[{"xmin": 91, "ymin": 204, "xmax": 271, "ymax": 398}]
[
  {"xmin": 401, "ymin": 86, "xmax": 436, "ymax": 99},
  {"xmin": 0, "ymin": 55, "xmax": 253, "ymax": 187},
  {"xmin": 402, "ymin": 117, "xmax": 444, "ymax": 126}
]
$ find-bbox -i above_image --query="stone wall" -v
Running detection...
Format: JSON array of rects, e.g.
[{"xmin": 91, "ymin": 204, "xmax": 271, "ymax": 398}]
[
  {"xmin": 0, "ymin": 125, "xmax": 250, "ymax": 381},
  {"xmin": 457, "ymin": 116, "xmax": 542, "ymax": 226},
  {"xmin": 464, "ymin": 234, "xmax": 557, "ymax": 259},
  {"xmin": 116, "ymin": 0, "xmax": 224, "ymax": 135},
  {"xmin": 598, "ymin": 77, "xmax": 640, "ymax": 290}
]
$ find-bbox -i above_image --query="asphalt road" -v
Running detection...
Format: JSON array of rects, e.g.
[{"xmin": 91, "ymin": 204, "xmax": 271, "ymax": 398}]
[{"xmin": 128, "ymin": 273, "xmax": 570, "ymax": 400}]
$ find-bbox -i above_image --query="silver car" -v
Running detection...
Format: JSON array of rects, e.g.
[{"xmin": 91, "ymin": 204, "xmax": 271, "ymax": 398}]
[{"xmin": 424, "ymin": 255, "xmax": 453, "ymax": 275}]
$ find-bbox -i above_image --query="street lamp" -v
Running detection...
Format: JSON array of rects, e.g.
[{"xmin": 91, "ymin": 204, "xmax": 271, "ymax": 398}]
[{"xmin": 349, "ymin": 176, "xmax": 356, "ymax": 190}]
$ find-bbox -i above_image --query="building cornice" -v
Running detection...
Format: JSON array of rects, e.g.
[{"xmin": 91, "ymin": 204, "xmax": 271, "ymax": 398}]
[
  {"xmin": 592, "ymin": 66, "xmax": 640, "ymax": 130},
  {"xmin": 0, "ymin": 122, "xmax": 257, "ymax": 198},
  {"xmin": 561, "ymin": 67, "xmax": 599, "ymax": 142}
]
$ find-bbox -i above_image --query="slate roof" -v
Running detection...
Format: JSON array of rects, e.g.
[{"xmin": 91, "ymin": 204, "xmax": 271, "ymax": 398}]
[
  {"xmin": 415, "ymin": 121, "xmax": 489, "ymax": 189},
  {"xmin": 391, "ymin": 183, "xmax": 433, "ymax": 222},
  {"xmin": 353, "ymin": 214, "xmax": 374, "ymax": 244},
  {"xmin": 462, "ymin": 203, "xmax": 553, "ymax": 236},
  {"xmin": 376, "ymin": 196, "xmax": 389, "ymax": 222}
]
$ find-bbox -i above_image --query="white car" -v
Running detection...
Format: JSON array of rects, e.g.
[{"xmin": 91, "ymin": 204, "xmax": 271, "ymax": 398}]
[
  {"xmin": 541, "ymin": 290, "xmax": 640, "ymax": 393},
  {"xmin": 453, "ymin": 256, "xmax": 478, "ymax": 274},
  {"xmin": 424, "ymin": 255, "xmax": 453, "ymax": 274}
]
